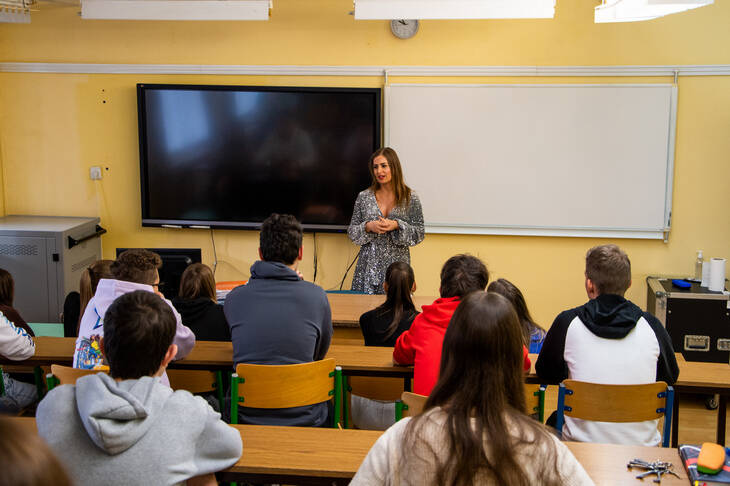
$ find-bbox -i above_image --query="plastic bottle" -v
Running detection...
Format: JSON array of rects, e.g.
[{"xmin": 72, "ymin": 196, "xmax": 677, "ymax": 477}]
[{"xmin": 694, "ymin": 250, "xmax": 704, "ymax": 280}]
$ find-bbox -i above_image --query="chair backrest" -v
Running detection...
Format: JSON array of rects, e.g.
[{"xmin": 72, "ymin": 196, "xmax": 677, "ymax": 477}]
[
  {"xmin": 167, "ymin": 369, "xmax": 224, "ymax": 408},
  {"xmin": 48, "ymin": 364, "xmax": 104, "ymax": 390},
  {"xmin": 524, "ymin": 383, "xmax": 546, "ymax": 423},
  {"xmin": 395, "ymin": 391, "xmax": 428, "ymax": 421},
  {"xmin": 349, "ymin": 376, "xmax": 405, "ymax": 401},
  {"xmin": 231, "ymin": 359, "xmax": 341, "ymax": 426},
  {"xmin": 556, "ymin": 380, "xmax": 674, "ymax": 447}
]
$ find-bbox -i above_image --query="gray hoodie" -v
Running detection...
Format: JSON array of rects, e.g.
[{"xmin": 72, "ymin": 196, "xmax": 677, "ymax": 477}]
[{"xmin": 37, "ymin": 373, "xmax": 242, "ymax": 486}]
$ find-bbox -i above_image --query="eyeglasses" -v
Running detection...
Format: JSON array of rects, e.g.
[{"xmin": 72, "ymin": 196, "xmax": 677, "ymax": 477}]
[{"xmin": 151, "ymin": 282, "xmax": 165, "ymax": 290}]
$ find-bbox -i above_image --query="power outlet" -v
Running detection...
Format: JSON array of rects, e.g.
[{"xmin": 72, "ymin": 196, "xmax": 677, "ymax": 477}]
[{"xmin": 90, "ymin": 166, "xmax": 103, "ymax": 180}]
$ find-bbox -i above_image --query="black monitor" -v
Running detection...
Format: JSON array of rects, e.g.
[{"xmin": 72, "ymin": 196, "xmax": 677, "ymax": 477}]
[
  {"xmin": 137, "ymin": 83, "xmax": 381, "ymax": 232},
  {"xmin": 115, "ymin": 248, "xmax": 202, "ymax": 300}
]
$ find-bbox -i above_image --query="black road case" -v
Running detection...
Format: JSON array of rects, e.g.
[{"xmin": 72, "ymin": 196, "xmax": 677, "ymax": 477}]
[{"xmin": 646, "ymin": 276, "xmax": 729, "ymax": 363}]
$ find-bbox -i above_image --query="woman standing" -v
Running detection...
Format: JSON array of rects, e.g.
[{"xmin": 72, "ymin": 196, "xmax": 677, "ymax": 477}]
[{"xmin": 348, "ymin": 147, "xmax": 424, "ymax": 294}]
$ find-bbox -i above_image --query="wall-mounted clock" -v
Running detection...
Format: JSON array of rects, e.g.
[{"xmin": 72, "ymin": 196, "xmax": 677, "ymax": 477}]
[{"xmin": 390, "ymin": 19, "xmax": 419, "ymax": 39}]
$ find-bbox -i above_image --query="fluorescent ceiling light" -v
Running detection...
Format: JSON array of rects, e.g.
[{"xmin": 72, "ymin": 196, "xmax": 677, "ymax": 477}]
[
  {"xmin": 81, "ymin": 0, "xmax": 271, "ymax": 20},
  {"xmin": 353, "ymin": 0, "xmax": 555, "ymax": 20},
  {"xmin": 595, "ymin": 0, "xmax": 713, "ymax": 23}
]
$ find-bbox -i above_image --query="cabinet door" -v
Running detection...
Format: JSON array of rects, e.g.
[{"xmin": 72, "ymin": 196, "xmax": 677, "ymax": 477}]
[{"xmin": 0, "ymin": 236, "xmax": 51, "ymax": 322}]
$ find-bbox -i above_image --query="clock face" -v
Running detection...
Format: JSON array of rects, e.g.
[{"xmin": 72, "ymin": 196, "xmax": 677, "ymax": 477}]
[{"xmin": 390, "ymin": 19, "xmax": 419, "ymax": 39}]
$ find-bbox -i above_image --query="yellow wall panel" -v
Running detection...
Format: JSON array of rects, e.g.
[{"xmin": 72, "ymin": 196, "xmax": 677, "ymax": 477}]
[{"xmin": 0, "ymin": 0, "xmax": 729, "ymax": 327}]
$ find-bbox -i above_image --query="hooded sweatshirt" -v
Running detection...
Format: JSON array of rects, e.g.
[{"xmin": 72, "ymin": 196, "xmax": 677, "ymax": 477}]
[
  {"xmin": 393, "ymin": 296, "xmax": 531, "ymax": 396},
  {"xmin": 536, "ymin": 294, "xmax": 679, "ymax": 446},
  {"xmin": 73, "ymin": 279, "xmax": 196, "ymax": 385},
  {"xmin": 224, "ymin": 260, "xmax": 333, "ymax": 426},
  {"xmin": 36, "ymin": 373, "xmax": 242, "ymax": 486},
  {"xmin": 171, "ymin": 297, "xmax": 230, "ymax": 342}
]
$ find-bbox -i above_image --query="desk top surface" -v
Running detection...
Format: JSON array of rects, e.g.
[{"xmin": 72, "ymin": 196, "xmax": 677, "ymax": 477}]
[
  {"xmin": 7, "ymin": 338, "xmax": 728, "ymax": 390},
  {"xmin": 326, "ymin": 293, "xmax": 436, "ymax": 326},
  {"xmin": 13, "ymin": 417, "xmax": 686, "ymax": 485}
]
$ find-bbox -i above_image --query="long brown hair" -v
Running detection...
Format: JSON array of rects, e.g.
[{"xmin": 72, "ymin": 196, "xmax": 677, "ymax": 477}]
[
  {"xmin": 374, "ymin": 262, "xmax": 417, "ymax": 340},
  {"xmin": 369, "ymin": 147, "xmax": 412, "ymax": 208},
  {"xmin": 402, "ymin": 291, "xmax": 561, "ymax": 486},
  {"xmin": 0, "ymin": 417, "xmax": 72, "ymax": 486},
  {"xmin": 178, "ymin": 263, "xmax": 216, "ymax": 302},
  {"xmin": 487, "ymin": 278, "xmax": 544, "ymax": 347},
  {"xmin": 79, "ymin": 260, "xmax": 114, "ymax": 327},
  {"xmin": 0, "ymin": 268, "xmax": 14, "ymax": 306}
]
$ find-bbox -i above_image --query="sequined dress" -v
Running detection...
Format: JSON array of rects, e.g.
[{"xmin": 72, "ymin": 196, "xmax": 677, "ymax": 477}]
[{"xmin": 348, "ymin": 189, "xmax": 425, "ymax": 294}]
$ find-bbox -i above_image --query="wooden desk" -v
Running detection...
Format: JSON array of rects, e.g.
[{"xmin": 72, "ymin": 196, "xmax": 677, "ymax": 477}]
[
  {"xmin": 6, "ymin": 339, "xmax": 728, "ymax": 445},
  {"xmin": 326, "ymin": 293, "xmax": 435, "ymax": 327},
  {"xmin": 14, "ymin": 417, "xmax": 686, "ymax": 485}
]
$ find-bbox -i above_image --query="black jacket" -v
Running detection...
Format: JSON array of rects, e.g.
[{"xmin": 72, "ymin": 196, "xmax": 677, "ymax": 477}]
[{"xmin": 171, "ymin": 297, "xmax": 230, "ymax": 342}]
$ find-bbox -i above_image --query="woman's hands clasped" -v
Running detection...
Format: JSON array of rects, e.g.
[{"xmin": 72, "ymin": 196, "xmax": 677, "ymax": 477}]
[{"xmin": 365, "ymin": 217, "xmax": 399, "ymax": 234}]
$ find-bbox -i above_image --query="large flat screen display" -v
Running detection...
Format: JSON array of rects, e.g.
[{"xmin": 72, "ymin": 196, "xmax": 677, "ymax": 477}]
[{"xmin": 137, "ymin": 84, "xmax": 381, "ymax": 231}]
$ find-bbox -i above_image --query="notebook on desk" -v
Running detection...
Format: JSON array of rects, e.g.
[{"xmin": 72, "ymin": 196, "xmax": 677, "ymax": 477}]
[{"xmin": 679, "ymin": 444, "xmax": 730, "ymax": 484}]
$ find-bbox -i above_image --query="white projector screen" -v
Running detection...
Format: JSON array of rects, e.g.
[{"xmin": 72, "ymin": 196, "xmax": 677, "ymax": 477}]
[{"xmin": 385, "ymin": 84, "xmax": 677, "ymax": 239}]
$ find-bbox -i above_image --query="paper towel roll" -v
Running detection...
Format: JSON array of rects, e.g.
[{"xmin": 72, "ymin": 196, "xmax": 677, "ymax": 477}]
[
  {"xmin": 708, "ymin": 257, "xmax": 726, "ymax": 292},
  {"xmin": 701, "ymin": 261, "xmax": 711, "ymax": 287}
]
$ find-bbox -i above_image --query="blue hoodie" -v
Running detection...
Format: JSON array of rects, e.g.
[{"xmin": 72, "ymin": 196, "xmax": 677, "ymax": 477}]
[{"xmin": 224, "ymin": 260, "xmax": 333, "ymax": 426}]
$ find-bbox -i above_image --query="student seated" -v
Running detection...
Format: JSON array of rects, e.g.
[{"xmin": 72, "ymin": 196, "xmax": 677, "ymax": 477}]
[
  {"xmin": 359, "ymin": 261, "xmax": 419, "ymax": 347},
  {"xmin": 0, "ymin": 268, "xmax": 38, "ymax": 413},
  {"xmin": 536, "ymin": 244, "xmax": 679, "ymax": 446},
  {"xmin": 224, "ymin": 213, "xmax": 332, "ymax": 426},
  {"xmin": 393, "ymin": 254, "xmax": 530, "ymax": 396},
  {"xmin": 172, "ymin": 263, "xmax": 230, "ymax": 342},
  {"xmin": 488, "ymin": 278, "xmax": 547, "ymax": 353},
  {"xmin": 37, "ymin": 290, "xmax": 242, "ymax": 485},
  {"xmin": 352, "ymin": 292, "xmax": 594, "ymax": 486},
  {"xmin": 73, "ymin": 249, "xmax": 195, "ymax": 380},
  {"xmin": 0, "ymin": 310, "xmax": 36, "ymax": 413},
  {"xmin": 63, "ymin": 260, "xmax": 114, "ymax": 337},
  {"xmin": 0, "ymin": 416, "xmax": 72, "ymax": 486},
  {"xmin": 352, "ymin": 262, "xmax": 419, "ymax": 430}
]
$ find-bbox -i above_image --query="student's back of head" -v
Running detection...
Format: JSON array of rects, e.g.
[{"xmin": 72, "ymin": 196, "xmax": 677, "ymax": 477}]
[
  {"xmin": 0, "ymin": 417, "xmax": 72, "ymax": 486},
  {"xmin": 259, "ymin": 213, "xmax": 303, "ymax": 266},
  {"xmin": 375, "ymin": 261, "xmax": 417, "ymax": 341},
  {"xmin": 402, "ymin": 291, "xmax": 563, "ymax": 486},
  {"xmin": 487, "ymin": 278, "xmax": 542, "ymax": 347},
  {"xmin": 439, "ymin": 254, "xmax": 489, "ymax": 298},
  {"xmin": 0, "ymin": 268, "xmax": 14, "ymax": 306},
  {"xmin": 103, "ymin": 290, "xmax": 176, "ymax": 380},
  {"xmin": 111, "ymin": 249, "xmax": 162, "ymax": 286},
  {"xmin": 585, "ymin": 244, "xmax": 631, "ymax": 297},
  {"xmin": 178, "ymin": 263, "xmax": 216, "ymax": 302},
  {"xmin": 78, "ymin": 259, "xmax": 114, "ymax": 322}
]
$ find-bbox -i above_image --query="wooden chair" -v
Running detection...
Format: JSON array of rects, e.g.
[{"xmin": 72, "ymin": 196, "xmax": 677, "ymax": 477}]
[
  {"xmin": 46, "ymin": 364, "xmax": 103, "ymax": 390},
  {"xmin": 345, "ymin": 376, "xmax": 406, "ymax": 428},
  {"xmin": 167, "ymin": 369, "xmax": 225, "ymax": 408},
  {"xmin": 230, "ymin": 359, "xmax": 342, "ymax": 427},
  {"xmin": 395, "ymin": 391, "xmax": 428, "ymax": 421},
  {"xmin": 556, "ymin": 380, "xmax": 674, "ymax": 447},
  {"xmin": 525, "ymin": 383, "xmax": 546, "ymax": 423}
]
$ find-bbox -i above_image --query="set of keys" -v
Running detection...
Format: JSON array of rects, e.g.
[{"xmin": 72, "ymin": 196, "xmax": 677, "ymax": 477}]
[{"xmin": 627, "ymin": 459, "xmax": 681, "ymax": 483}]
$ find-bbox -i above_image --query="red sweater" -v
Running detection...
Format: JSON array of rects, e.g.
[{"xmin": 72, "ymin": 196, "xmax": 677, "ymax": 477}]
[{"xmin": 393, "ymin": 296, "xmax": 531, "ymax": 396}]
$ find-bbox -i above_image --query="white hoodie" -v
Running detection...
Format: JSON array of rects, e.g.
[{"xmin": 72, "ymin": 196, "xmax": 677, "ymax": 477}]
[
  {"xmin": 73, "ymin": 279, "xmax": 195, "ymax": 384},
  {"xmin": 0, "ymin": 310, "xmax": 34, "ymax": 360}
]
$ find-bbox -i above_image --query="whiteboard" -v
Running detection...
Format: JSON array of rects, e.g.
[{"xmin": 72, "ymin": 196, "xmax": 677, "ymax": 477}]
[{"xmin": 385, "ymin": 84, "xmax": 677, "ymax": 239}]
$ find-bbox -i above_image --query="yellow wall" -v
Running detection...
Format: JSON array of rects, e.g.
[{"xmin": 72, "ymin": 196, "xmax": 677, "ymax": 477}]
[{"xmin": 0, "ymin": 0, "xmax": 729, "ymax": 327}]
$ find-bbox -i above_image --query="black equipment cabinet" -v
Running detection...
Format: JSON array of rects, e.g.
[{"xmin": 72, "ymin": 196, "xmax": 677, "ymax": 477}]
[{"xmin": 646, "ymin": 277, "xmax": 729, "ymax": 363}]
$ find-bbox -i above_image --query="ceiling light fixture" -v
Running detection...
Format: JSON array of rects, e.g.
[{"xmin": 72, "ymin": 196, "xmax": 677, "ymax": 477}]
[
  {"xmin": 595, "ymin": 0, "xmax": 713, "ymax": 23},
  {"xmin": 353, "ymin": 0, "xmax": 555, "ymax": 20},
  {"xmin": 80, "ymin": 0, "xmax": 272, "ymax": 21}
]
